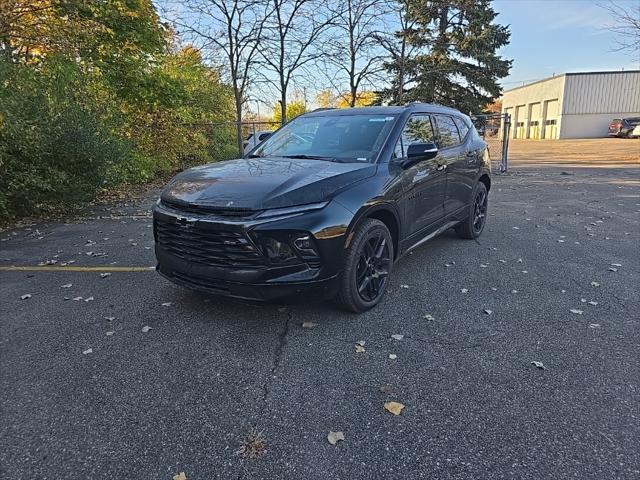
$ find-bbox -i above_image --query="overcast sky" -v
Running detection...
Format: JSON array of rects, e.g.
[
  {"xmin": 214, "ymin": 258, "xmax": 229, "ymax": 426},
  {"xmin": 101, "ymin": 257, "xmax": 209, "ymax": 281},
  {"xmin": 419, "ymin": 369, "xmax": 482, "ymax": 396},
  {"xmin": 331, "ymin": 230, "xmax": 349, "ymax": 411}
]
[{"xmin": 495, "ymin": 0, "xmax": 639, "ymax": 89}]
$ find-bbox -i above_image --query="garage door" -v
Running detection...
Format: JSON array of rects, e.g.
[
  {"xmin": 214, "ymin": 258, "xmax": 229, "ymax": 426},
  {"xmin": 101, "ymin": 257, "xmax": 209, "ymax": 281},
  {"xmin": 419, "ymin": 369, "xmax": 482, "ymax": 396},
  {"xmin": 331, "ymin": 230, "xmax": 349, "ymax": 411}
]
[
  {"xmin": 543, "ymin": 99, "xmax": 559, "ymax": 139},
  {"xmin": 529, "ymin": 103, "xmax": 541, "ymax": 139},
  {"xmin": 515, "ymin": 105, "xmax": 526, "ymax": 139}
]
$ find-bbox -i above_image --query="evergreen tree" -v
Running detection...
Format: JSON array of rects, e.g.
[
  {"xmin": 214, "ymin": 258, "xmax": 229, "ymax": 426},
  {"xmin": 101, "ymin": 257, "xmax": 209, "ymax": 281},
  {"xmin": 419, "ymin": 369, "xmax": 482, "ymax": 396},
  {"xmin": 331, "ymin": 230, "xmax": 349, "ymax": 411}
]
[{"xmin": 381, "ymin": 0, "xmax": 511, "ymax": 113}]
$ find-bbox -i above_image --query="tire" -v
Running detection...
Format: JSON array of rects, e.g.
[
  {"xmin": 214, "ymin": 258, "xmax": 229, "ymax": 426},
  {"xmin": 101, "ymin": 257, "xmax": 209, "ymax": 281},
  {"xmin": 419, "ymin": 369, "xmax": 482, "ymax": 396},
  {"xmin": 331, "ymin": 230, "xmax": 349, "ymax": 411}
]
[
  {"xmin": 455, "ymin": 182, "xmax": 488, "ymax": 239},
  {"xmin": 334, "ymin": 219, "xmax": 394, "ymax": 313}
]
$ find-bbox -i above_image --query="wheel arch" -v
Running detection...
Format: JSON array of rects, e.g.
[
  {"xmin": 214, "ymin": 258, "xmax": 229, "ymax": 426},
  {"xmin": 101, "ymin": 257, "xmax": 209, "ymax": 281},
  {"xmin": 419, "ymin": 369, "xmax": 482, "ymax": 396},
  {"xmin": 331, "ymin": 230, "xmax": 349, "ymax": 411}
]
[
  {"xmin": 346, "ymin": 204, "xmax": 401, "ymax": 260},
  {"xmin": 478, "ymin": 173, "xmax": 491, "ymax": 192}
]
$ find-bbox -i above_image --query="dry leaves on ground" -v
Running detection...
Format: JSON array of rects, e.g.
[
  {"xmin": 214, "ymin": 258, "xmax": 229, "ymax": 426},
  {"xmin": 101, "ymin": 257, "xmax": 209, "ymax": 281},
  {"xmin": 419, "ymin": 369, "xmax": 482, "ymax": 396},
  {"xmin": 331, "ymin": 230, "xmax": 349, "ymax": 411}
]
[
  {"xmin": 327, "ymin": 431, "xmax": 345, "ymax": 445},
  {"xmin": 384, "ymin": 401, "xmax": 405, "ymax": 416},
  {"xmin": 238, "ymin": 429, "xmax": 267, "ymax": 459}
]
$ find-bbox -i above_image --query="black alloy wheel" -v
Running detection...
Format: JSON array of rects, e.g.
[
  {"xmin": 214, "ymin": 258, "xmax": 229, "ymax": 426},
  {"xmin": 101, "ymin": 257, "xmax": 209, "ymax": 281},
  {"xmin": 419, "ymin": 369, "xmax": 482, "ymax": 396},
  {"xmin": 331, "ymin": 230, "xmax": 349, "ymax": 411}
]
[
  {"xmin": 472, "ymin": 187, "xmax": 488, "ymax": 235},
  {"xmin": 355, "ymin": 231, "xmax": 391, "ymax": 302},
  {"xmin": 335, "ymin": 219, "xmax": 394, "ymax": 313},
  {"xmin": 455, "ymin": 181, "xmax": 488, "ymax": 239}
]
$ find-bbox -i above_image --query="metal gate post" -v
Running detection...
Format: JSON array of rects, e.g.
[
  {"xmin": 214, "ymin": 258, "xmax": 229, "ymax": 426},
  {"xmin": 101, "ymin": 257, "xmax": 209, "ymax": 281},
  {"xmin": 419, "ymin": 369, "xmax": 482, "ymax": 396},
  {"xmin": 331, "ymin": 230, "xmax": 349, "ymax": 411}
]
[{"xmin": 501, "ymin": 113, "xmax": 511, "ymax": 173}]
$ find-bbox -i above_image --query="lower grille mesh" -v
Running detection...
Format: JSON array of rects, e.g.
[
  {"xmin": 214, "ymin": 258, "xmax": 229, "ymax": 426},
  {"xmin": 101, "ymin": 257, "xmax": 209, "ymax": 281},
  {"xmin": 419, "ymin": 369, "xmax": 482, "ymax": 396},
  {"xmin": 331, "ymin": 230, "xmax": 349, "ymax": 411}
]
[{"xmin": 155, "ymin": 219, "xmax": 265, "ymax": 268}]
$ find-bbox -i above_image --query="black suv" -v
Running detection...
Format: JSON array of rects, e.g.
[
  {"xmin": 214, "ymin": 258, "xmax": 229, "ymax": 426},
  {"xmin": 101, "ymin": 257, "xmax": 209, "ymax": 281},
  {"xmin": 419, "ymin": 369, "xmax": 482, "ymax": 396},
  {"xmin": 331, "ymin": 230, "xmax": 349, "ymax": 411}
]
[{"xmin": 154, "ymin": 104, "xmax": 491, "ymax": 312}]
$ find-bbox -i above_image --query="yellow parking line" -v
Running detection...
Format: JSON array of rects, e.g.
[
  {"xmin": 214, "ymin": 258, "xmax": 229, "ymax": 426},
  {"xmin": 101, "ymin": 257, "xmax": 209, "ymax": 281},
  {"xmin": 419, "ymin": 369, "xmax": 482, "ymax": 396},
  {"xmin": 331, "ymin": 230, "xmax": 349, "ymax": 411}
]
[{"xmin": 0, "ymin": 266, "xmax": 155, "ymax": 272}]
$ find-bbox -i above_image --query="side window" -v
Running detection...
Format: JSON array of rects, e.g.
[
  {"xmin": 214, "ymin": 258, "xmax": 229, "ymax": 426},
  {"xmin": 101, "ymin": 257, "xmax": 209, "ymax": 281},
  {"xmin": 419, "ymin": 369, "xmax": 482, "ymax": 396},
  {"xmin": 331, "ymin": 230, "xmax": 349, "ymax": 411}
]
[
  {"xmin": 393, "ymin": 115, "xmax": 436, "ymax": 158},
  {"xmin": 434, "ymin": 115, "xmax": 461, "ymax": 148},
  {"xmin": 452, "ymin": 117, "xmax": 470, "ymax": 140}
]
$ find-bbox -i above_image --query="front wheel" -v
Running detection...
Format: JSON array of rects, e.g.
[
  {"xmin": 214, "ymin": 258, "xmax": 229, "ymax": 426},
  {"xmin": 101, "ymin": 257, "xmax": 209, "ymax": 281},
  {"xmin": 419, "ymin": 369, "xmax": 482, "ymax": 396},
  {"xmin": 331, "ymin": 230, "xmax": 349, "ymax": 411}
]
[
  {"xmin": 455, "ymin": 182, "xmax": 488, "ymax": 239},
  {"xmin": 334, "ymin": 219, "xmax": 393, "ymax": 313}
]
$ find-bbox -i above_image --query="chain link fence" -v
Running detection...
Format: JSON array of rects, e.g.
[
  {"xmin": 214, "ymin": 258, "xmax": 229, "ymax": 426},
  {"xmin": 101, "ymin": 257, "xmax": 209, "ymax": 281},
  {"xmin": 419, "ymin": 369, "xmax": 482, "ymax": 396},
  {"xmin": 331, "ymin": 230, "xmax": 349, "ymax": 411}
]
[{"xmin": 471, "ymin": 113, "xmax": 511, "ymax": 173}]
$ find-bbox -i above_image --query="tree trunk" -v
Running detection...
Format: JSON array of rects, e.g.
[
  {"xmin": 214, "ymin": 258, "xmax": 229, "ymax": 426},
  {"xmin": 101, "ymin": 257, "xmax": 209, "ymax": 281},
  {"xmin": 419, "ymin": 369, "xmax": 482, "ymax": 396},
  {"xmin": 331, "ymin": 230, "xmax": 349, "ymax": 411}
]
[
  {"xmin": 280, "ymin": 87, "xmax": 287, "ymax": 126},
  {"xmin": 234, "ymin": 91, "xmax": 243, "ymax": 156}
]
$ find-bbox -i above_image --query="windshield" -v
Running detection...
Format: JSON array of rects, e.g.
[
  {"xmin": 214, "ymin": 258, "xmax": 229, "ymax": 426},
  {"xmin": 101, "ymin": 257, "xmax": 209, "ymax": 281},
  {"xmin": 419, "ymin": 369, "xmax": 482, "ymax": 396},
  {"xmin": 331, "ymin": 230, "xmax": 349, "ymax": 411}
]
[{"xmin": 250, "ymin": 113, "xmax": 398, "ymax": 163}]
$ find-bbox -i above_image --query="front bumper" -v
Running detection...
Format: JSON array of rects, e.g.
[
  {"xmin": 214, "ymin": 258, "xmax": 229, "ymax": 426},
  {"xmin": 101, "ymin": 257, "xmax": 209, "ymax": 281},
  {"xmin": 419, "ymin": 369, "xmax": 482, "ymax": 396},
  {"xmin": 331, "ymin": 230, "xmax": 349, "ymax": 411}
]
[{"xmin": 153, "ymin": 200, "xmax": 353, "ymax": 302}]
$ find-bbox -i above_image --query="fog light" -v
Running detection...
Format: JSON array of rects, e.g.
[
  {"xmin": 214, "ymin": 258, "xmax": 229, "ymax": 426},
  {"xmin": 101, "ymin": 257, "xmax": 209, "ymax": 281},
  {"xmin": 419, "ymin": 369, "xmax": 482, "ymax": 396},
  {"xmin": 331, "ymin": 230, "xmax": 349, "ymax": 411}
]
[
  {"xmin": 263, "ymin": 237, "xmax": 296, "ymax": 263},
  {"xmin": 293, "ymin": 235, "xmax": 319, "ymax": 256}
]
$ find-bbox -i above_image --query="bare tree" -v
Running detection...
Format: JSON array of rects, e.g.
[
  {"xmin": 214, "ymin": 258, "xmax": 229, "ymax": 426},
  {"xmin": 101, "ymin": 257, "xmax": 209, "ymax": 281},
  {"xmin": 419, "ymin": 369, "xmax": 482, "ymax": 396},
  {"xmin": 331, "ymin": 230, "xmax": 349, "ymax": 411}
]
[
  {"xmin": 373, "ymin": 0, "xmax": 418, "ymax": 104},
  {"xmin": 259, "ymin": 0, "xmax": 336, "ymax": 124},
  {"xmin": 599, "ymin": 1, "xmax": 640, "ymax": 55},
  {"xmin": 163, "ymin": 0, "xmax": 269, "ymax": 153},
  {"xmin": 326, "ymin": 0, "xmax": 387, "ymax": 107}
]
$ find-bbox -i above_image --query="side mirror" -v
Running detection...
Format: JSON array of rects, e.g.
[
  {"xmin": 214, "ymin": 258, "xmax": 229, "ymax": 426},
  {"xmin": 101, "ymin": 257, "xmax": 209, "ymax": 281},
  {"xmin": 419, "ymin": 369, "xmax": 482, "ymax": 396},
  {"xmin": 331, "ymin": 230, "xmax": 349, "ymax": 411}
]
[{"xmin": 401, "ymin": 142, "xmax": 438, "ymax": 168}]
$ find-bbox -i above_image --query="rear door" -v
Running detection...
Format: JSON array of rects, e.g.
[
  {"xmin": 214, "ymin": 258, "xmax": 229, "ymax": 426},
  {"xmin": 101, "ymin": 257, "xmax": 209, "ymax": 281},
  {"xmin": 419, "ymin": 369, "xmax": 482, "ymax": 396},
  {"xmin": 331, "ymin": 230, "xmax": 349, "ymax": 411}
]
[
  {"xmin": 394, "ymin": 114, "xmax": 446, "ymax": 238},
  {"xmin": 432, "ymin": 114, "xmax": 467, "ymax": 215}
]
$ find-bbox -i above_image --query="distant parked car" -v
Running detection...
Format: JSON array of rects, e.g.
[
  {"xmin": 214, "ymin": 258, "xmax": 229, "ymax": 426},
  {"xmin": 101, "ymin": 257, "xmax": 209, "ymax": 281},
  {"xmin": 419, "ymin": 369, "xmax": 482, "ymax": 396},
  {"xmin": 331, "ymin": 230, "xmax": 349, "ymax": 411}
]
[
  {"xmin": 243, "ymin": 130, "xmax": 273, "ymax": 153},
  {"xmin": 608, "ymin": 117, "xmax": 640, "ymax": 138}
]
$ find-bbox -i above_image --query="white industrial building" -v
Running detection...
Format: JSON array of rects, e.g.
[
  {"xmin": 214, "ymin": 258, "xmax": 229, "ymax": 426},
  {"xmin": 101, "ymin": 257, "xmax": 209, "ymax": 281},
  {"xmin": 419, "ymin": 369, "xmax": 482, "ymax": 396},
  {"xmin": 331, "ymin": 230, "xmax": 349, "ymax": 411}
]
[{"xmin": 501, "ymin": 70, "xmax": 640, "ymax": 139}]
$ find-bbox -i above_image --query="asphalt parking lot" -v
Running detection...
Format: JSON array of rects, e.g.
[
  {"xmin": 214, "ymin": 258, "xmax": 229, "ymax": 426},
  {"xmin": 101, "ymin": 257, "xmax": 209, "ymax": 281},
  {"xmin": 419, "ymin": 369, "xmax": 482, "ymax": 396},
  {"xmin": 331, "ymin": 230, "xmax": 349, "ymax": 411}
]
[{"xmin": 1, "ymin": 147, "xmax": 639, "ymax": 479}]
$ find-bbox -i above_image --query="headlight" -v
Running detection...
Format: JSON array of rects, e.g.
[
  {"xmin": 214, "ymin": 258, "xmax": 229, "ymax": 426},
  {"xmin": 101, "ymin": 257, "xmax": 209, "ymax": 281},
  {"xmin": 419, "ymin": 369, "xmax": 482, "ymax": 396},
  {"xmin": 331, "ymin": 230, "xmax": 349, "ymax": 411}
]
[{"xmin": 255, "ymin": 201, "xmax": 328, "ymax": 219}]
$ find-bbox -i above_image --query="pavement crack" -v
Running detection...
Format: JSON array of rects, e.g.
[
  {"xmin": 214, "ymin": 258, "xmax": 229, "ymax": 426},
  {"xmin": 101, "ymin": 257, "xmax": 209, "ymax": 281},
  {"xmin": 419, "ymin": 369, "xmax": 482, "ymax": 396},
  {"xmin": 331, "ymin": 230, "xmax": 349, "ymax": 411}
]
[{"xmin": 260, "ymin": 310, "xmax": 292, "ymax": 405}]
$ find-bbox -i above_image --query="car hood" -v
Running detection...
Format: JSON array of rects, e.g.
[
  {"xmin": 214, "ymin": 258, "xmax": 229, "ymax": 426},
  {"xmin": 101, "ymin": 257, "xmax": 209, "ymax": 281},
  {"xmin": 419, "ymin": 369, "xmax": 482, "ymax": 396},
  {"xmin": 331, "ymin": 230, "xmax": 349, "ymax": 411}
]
[{"xmin": 161, "ymin": 157, "xmax": 376, "ymax": 210}]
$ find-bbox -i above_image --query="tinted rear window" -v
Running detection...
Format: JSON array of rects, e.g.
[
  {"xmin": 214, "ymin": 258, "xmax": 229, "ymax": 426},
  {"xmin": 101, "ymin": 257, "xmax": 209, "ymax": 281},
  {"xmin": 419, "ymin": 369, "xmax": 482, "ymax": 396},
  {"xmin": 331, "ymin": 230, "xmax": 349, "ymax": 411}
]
[{"xmin": 434, "ymin": 115, "xmax": 461, "ymax": 148}]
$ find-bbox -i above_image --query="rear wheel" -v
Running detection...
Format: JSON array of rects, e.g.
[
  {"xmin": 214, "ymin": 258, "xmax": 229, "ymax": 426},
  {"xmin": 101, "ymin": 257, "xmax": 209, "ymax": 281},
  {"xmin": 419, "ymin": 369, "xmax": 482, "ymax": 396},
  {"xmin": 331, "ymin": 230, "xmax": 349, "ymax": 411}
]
[
  {"xmin": 334, "ymin": 219, "xmax": 393, "ymax": 313},
  {"xmin": 455, "ymin": 182, "xmax": 488, "ymax": 239}
]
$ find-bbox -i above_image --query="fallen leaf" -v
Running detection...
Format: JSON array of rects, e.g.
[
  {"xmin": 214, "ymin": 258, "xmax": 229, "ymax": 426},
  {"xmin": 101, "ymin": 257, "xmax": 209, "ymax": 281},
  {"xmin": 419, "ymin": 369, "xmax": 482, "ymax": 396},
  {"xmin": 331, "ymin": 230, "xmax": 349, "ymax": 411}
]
[
  {"xmin": 580, "ymin": 298, "xmax": 587, "ymax": 303},
  {"xmin": 83, "ymin": 348, "xmax": 93, "ymax": 355},
  {"xmin": 588, "ymin": 301, "xmax": 598, "ymax": 306},
  {"xmin": 301, "ymin": 321, "xmax": 316, "ymax": 329},
  {"xmin": 570, "ymin": 309, "xmax": 583, "ymax": 315},
  {"xmin": 84, "ymin": 296, "xmax": 94, "ymax": 302},
  {"xmin": 611, "ymin": 263, "xmax": 622, "ymax": 267},
  {"xmin": 356, "ymin": 340, "xmax": 366, "ymax": 346},
  {"xmin": 388, "ymin": 354, "xmax": 397, "ymax": 360},
  {"xmin": 589, "ymin": 323, "xmax": 601, "ymax": 329},
  {"xmin": 483, "ymin": 309, "xmax": 493, "ymax": 315},
  {"xmin": 161, "ymin": 302, "xmax": 172, "ymax": 307},
  {"xmin": 355, "ymin": 345, "xmax": 365, "ymax": 353},
  {"xmin": 20, "ymin": 294, "xmax": 32, "ymax": 300},
  {"xmin": 461, "ymin": 288, "xmax": 468, "ymax": 293},
  {"xmin": 141, "ymin": 325, "xmax": 152, "ymax": 333},
  {"xmin": 327, "ymin": 431, "xmax": 345, "ymax": 445},
  {"xmin": 531, "ymin": 361, "xmax": 545, "ymax": 370},
  {"xmin": 104, "ymin": 316, "xmax": 115, "ymax": 321},
  {"xmin": 61, "ymin": 283, "xmax": 72, "ymax": 288},
  {"xmin": 391, "ymin": 334, "xmax": 404, "ymax": 341},
  {"xmin": 73, "ymin": 296, "xmax": 83, "ymax": 301},
  {"xmin": 423, "ymin": 314, "xmax": 435, "ymax": 321},
  {"xmin": 100, "ymin": 272, "xmax": 111, "ymax": 278},
  {"xmin": 590, "ymin": 282, "xmax": 600, "ymax": 287},
  {"xmin": 384, "ymin": 401, "xmax": 405, "ymax": 416},
  {"xmin": 106, "ymin": 331, "xmax": 115, "ymax": 336},
  {"xmin": 608, "ymin": 268, "xmax": 617, "ymax": 272},
  {"xmin": 173, "ymin": 473, "xmax": 187, "ymax": 480},
  {"xmin": 511, "ymin": 289, "xmax": 518, "ymax": 294},
  {"xmin": 480, "ymin": 263, "xmax": 488, "ymax": 268},
  {"xmin": 400, "ymin": 284, "xmax": 409, "ymax": 289}
]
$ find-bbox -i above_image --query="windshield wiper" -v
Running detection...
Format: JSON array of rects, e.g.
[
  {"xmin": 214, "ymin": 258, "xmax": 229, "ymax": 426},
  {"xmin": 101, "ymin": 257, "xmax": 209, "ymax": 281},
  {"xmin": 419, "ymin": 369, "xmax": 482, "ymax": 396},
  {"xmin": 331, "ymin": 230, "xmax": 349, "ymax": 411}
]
[
  {"xmin": 246, "ymin": 154, "xmax": 263, "ymax": 158},
  {"xmin": 281, "ymin": 154, "xmax": 341, "ymax": 162}
]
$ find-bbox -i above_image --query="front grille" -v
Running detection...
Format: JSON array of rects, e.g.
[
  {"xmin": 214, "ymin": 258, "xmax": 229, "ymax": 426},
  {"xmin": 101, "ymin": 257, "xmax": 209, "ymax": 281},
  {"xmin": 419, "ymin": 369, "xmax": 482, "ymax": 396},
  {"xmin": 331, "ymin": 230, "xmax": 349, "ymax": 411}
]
[
  {"xmin": 161, "ymin": 199, "xmax": 257, "ymax": 218},
  {"xmin": 155, "ymin": 218, "xmax": 266, "ymax": 268}
]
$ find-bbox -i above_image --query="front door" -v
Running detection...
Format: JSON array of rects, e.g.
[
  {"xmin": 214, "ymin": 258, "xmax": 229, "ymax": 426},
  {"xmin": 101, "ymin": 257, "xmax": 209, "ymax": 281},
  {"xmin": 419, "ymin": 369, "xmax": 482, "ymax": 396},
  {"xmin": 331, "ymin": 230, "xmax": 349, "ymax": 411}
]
[{"xmin": 394, "ymin": 114, "xmax": 446, "ymax": 238}]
